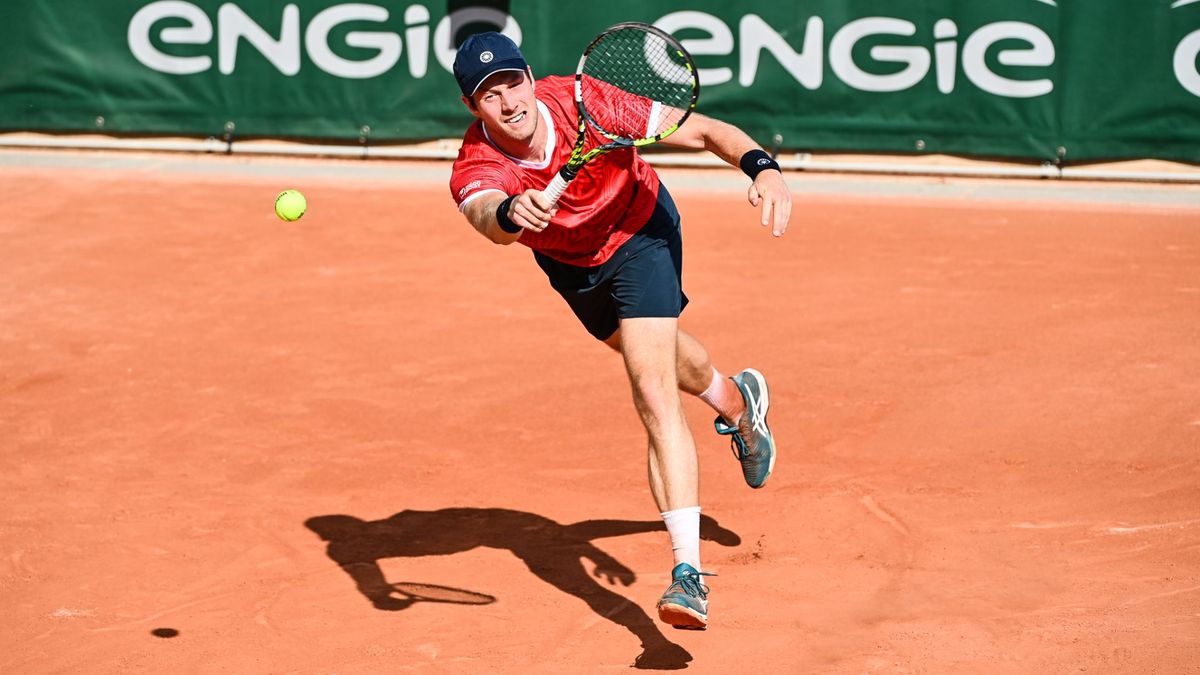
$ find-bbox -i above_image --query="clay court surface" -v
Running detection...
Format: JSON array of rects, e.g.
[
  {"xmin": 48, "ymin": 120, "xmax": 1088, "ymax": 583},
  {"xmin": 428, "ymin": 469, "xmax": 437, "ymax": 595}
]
[{"xmin": 2, "ymin": 151, "xmax": 1198, "ymax": 673}]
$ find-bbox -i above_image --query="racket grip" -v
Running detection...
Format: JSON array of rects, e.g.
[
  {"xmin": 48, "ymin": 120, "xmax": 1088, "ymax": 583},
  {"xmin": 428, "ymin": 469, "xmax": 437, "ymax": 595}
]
[{"xmin": 541, "ymin": 171, "xmax": 571, "ymax": 208}]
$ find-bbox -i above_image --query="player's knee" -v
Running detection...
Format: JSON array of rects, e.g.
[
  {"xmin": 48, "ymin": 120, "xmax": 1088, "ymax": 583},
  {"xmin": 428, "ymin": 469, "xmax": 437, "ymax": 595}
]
[{"xmin": 628, "ymin": 374, "xmax": 680, "ymax": 419}]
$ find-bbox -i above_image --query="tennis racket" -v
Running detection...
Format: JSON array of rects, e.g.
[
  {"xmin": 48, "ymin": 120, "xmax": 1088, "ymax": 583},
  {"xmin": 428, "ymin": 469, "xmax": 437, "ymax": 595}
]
[{"xmin": 541, "ymin": 22, "xmax": 700, "ymax": 206}]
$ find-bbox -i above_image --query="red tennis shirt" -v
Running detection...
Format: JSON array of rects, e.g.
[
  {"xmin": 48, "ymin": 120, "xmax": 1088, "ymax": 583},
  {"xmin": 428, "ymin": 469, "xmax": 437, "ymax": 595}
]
[{"xmin": 449, "ymin": 75, "xmax": 661, "ymax": 267}]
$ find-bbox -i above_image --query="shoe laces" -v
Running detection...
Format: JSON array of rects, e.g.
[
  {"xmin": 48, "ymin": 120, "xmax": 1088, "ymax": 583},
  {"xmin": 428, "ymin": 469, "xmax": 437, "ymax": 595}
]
[
  {"xmin": 727, "ymin": 431, "xmax": 749, "ymax": 461},
  {"xmin": 667, "ymin": 569, "xmax": 715, "ymax": 599},
  {"xmin": 716, "ymin": 414, "xmax": 753, "ymax": 461}
]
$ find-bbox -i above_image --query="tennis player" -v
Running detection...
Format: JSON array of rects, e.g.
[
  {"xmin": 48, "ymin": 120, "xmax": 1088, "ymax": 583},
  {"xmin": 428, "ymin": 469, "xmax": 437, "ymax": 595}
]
[{"xmin": 448, "ymin": 31, "xmax": 791, "ymax": 630}]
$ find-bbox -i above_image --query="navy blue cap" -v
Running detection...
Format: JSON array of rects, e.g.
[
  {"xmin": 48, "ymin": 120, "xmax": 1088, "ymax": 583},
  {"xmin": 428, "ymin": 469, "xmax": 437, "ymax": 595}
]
[{"xmin": 453, "ymin": 32, "xmax": 528, "ymax": 97}]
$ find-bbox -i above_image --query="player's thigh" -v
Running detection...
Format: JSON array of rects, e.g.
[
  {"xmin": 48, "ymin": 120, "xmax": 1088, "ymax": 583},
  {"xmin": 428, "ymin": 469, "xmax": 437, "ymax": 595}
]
[{"xmin": 617, "ymin": 316, "xmax": 681, "ymax": 397}]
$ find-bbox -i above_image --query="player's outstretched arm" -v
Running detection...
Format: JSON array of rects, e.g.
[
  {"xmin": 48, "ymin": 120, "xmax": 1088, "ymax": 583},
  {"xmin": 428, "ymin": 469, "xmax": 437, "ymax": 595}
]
[
  {"xmin": 461, "ymin": 190, "xmax": 558, "ymax": 244},
  {"xmin": 661, "ymin": 113, "xmax": 792, "ymax": 237}
]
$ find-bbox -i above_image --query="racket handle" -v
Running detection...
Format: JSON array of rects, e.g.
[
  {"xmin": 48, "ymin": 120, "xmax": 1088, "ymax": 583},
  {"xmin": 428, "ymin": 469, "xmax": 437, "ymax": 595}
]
[{"xmin": 541, "ymin": 171, "xmax": 572, "ymax": 208}]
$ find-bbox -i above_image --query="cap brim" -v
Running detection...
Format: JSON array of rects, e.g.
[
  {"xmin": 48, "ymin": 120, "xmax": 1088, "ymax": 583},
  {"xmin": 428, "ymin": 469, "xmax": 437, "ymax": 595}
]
[{"xmin": 465, "ymin": 59, "xmax": 528, "ymax": 96}]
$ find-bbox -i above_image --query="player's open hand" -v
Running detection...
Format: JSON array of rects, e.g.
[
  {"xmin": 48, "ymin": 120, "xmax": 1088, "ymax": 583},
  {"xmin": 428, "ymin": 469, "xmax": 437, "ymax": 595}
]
[
  {"xmin": 510, "ymin": 188, "xmax": 558, "ymax": 233},
  {"xmin": 747, "ymin": 169, "xmax": 791, "ymax": 237}
]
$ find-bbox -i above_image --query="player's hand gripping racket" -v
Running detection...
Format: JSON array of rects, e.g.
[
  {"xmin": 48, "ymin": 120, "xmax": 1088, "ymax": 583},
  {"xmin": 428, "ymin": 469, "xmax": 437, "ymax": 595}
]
[{"xmin": 541, "ymin": 22, "xmax": 700, "ymax": 206}]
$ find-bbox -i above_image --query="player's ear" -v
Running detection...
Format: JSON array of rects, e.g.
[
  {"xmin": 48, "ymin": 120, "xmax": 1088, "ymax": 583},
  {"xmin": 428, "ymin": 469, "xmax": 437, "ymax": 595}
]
[
  {"xmin": 526, "ymin": 66, "xmax": 535, "ymax": 91},
  {"xmin": 461, "ymin": 94, "xmax": 481, "ymax": 118}
]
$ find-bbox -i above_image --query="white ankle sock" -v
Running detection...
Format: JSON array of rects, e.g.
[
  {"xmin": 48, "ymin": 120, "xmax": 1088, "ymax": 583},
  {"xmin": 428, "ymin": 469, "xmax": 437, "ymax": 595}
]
[
  {"xmin": 660, "ymin": 506, "xmax": 702, "ymax": 571},
  {"xmin": 697, "ymin": 367, "xmax": 744, "ymax": 425}
]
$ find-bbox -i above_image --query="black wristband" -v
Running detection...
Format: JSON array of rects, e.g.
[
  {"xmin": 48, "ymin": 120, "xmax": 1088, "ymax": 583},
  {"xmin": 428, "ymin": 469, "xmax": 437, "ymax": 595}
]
[
  {"xmin": 495, "ymin": 195, "xmax": 521, "ymax": 234},
  {"xmin": 739, "ymin": 149, "xmax": 781, "ymax": 180}
]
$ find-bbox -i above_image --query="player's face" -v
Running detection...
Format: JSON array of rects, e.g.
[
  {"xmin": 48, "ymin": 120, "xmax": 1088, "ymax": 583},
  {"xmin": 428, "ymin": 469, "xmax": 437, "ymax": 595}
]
[{"xmin": 464, "ymin": 69, "xmax": 537, "ymax": 144}]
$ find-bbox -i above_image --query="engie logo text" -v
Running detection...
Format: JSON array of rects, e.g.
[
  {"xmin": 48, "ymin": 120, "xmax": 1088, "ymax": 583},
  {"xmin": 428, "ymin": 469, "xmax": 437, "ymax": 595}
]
[{"xmin": 127, "ymin": 2, "xmax": 1200, "ymax": 98}]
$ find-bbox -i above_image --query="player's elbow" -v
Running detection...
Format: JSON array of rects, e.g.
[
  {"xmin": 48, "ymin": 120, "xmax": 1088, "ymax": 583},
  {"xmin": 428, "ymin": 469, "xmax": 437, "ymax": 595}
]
[
  {"xmin": 469, "ymin": 215, "xmax": 519, "ymax": 245},
  {"xmin": 467, "ymin": 207, "xmax": 522, "ymax": 245},
  {"xmin": 486, "ymin": 226, "xmax": 522, "ymax": 245}
]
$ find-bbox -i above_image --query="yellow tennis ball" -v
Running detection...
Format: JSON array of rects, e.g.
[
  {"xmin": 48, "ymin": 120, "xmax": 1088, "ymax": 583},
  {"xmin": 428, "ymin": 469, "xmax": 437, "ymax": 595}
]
[{"xmin": 275, "ymin": 189, "xmax": 307, "ymax": 222}]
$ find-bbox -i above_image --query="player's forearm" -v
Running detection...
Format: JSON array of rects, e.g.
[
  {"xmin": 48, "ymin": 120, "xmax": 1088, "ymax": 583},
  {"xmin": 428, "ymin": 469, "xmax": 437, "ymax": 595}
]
[
  {"xmin": 463, "ymin": 194, "xmax": 523, "ymax": 245},
  {"xmin": 662, "ymin": 114, "xmax": 764, "ymax": 168},
  {"xmin": 700, "ymin": 118, "xmax": 768, "ymax": 168}
]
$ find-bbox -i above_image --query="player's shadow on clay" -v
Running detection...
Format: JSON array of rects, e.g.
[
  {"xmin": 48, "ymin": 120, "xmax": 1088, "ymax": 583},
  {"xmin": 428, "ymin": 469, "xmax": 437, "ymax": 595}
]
[{"xmin": 305, "ymin": 508, "xmax": 741, "ymax": 670}]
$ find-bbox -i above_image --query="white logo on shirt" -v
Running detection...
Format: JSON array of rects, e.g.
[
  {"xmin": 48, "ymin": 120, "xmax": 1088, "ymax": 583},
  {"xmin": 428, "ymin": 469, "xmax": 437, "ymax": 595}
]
[{"xmin": 458, "ymin": 180, "xmax": 482, "ymax": 199}]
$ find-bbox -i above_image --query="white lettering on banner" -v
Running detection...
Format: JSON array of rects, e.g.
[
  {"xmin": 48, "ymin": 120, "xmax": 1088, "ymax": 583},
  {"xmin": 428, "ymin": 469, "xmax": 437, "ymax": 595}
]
[
  {"xmin": 739, "ymin": 15, "xmax": 823, "ymax": 89},
  {"xmin": 1175, "ymin": 29, "xmax": 1200, "ymax": 96},
  {"xmin": 128, "ymin": 0, "xmax": 431, "ymax": 78},
  {"xmin": 961, "ymin": 22, "xmax": 1054, "ymax": 97},
  {"xmin": 404, "ymin": 5, "xmax": 431, "ymax": 78},
  {"xmin": 655, "ymin": 11, "xmax": 735, "ymax": 87},
  {"xmin": 934, "ymin": 19, "xmax": 958, "ymax": 94},
  {"xmin": 821, "ymin": 17, "xmax": 1055, "ymax": 97},
  {"xmin": 137, "ymin": 2, "xmax": 1200, "ymax": 100},
  {"xmin": 128, "ymin": 1, "xmax": 213, "ymax": 75},
  {"xmin": 218, "ymin": 3, "xmax": 300, "ymax": 76},
  {"xmin": 306, "ymin": 4, "xmax": 401, "ymax": 79},
  {"xmin": 830, "ymin": 18, "xmax": 930, "ymax": 93}
]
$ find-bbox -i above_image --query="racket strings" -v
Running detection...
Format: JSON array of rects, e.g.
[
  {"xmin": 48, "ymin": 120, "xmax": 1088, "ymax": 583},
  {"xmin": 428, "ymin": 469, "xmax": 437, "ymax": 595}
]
[{"xmin": 581, "ymin": 27, "xmax": 694, "ymax": 141}]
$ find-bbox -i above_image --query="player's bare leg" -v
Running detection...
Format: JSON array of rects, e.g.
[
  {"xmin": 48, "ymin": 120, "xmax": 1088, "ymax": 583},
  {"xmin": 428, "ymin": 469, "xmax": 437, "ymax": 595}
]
[
  {"xmin": 614, "ymin": 317, "xmax": 714, "ymax": 629},
  {"xmin": 606, "ymin": 325, "xmax": 776, "ymax": 488},
  {"xmin": 616, "ymin": 317, "xmax": 698, "ymax": 513},
  {"xmin": 603, "ymin": 328, "xmax": 738, "ymax": 412},
  {"xmin": 670, "ymin": 330, "xmax": 777, "ymax": 489}
]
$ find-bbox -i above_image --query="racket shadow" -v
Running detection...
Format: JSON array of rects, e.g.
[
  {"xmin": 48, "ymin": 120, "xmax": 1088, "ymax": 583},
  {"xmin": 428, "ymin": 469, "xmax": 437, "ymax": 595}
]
[
  {"xmin": 305, "ymin": 508, "xmax": 741, "ymax": 670},
  {"xmin": 387, "ymin": 581, "xmax": 497, "ymax": 608}
]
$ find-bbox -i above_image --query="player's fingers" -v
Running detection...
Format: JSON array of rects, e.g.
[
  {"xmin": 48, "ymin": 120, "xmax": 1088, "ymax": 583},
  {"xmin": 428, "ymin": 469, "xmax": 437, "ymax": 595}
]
[
  {"xmin": 514, "ymin": 201, "xmax": 546, "ymax": 232},
  {"xmin": 524, "ymin": 198, "xmax": 553, "ymax": 230},
  {"xmin": 747, "ymin": 184, "xmax": 761, "ymax": 207},
  {"xmin": 773, "ymin": 193, "xmax": 792, "ymax": 237},
  {"xmin": 760, "ymin": 195, "xmax": 774, "ymax": 227},
  {"xmin": 526, "ymin": 194, "xmax": 558, "ymax": 226},
  {"xmin": 529, "ymin": 190, "xmax": 556, "ymax": 216}
]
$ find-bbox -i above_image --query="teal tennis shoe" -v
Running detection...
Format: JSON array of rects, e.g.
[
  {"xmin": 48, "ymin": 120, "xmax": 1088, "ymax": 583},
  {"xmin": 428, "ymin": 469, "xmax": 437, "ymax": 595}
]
[
  {"xmin": 656, "ymin": 562, "xmax": 715, "ymax": 629},
  {"xmin": 714, "ymin": 368, "xmax": 776, "ymax": 489}
]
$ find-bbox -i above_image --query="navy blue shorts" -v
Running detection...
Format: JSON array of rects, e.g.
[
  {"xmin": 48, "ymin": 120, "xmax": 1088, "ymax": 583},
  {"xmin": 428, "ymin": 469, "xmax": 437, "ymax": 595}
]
[{"xmin": 534, "ymin": 184, "xmax": 688, "ymax": 341}]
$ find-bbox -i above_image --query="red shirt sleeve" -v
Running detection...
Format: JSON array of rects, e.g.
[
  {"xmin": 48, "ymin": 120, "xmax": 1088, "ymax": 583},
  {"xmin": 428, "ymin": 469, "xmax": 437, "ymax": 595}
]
[{"xmin": 450, "ymin": 125, "xmax": 523, "ymax": 210}]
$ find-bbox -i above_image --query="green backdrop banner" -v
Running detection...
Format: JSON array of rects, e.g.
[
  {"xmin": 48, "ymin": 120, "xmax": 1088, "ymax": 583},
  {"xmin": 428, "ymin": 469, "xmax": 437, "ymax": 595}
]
[{"xmin": 1, "ymin": 1, "xmax": 1198, "ymax": 162}]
